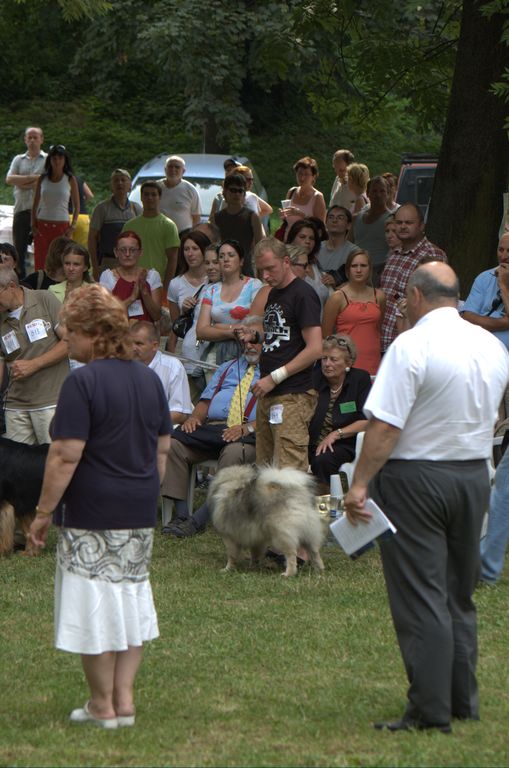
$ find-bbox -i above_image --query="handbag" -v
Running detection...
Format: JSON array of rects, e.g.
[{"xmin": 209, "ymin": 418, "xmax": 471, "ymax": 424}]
[{"xmin": 172, "ymin": 284, "xmax": 205, "ymax": 339}]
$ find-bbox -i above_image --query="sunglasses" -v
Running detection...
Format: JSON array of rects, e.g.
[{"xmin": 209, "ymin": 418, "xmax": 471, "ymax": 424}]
[
  {"xmin": 325, "ymin": 335, "xmax": 354, "ymax": 356},
  {"xmin": 227, "ymin": 187, "xmax": 245, "ymax": 194}
]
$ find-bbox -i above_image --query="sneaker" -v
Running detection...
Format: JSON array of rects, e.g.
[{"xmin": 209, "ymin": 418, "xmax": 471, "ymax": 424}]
[
  {"xmin": 166, "ymin": 519, "xmax": 205, "ymax": 538},
  {"xmin": 161, "ymin": 518, "xmax": 187, "ymax": 535}
]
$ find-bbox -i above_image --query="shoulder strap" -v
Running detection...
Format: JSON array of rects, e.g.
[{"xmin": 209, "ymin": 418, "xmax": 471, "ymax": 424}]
[
  {"xmin": 339, "ymin": 289, "xmax": 350, "ymax": 305},
  {"xmin": 244, "ymin": 393, "xmax": 257, "ymax": 420},
  {"xmin": 208, "ymin": 360, "xmax": 236, "ymax": 404},
  {"xmin": 289, "ymin": 186, "xmax": 297, "ymax": 199}
]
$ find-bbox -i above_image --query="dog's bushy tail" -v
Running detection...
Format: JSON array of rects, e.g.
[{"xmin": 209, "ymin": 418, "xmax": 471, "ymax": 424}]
[{"xmin": 0, "ymin": 502, "xmax": 15, "ymax": 556}]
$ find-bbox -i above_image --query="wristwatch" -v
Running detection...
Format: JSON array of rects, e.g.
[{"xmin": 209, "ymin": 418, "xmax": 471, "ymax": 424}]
[
  {"xmin": 246, "ymin": 424, "xmax": 255, "ymax": 434},
  {"xmin": 336, "ymin": 428, "xmax": 343, "ymax": 439}
]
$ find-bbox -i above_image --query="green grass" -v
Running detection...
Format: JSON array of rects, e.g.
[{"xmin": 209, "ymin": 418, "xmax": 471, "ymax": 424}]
[{"xmin": 1, "ymin": 517, "xmax": 508, "ymax": 767}]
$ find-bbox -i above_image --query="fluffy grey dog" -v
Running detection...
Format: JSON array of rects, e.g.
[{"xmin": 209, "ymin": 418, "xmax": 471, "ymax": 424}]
[{"xmin": 208, "ymin": 464, "xmax": 325, "ymax": 577}]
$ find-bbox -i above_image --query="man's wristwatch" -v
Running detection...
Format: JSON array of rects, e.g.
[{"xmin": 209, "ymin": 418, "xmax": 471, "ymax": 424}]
[{"xmin": 244, "ymin": 423, "xmax": 255, "ymax": 435}]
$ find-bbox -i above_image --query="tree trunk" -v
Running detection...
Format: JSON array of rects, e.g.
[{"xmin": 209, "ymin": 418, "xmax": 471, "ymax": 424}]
[{"xmin": 427, "ymin": 0, "xmax": 509, "ymax": 297}]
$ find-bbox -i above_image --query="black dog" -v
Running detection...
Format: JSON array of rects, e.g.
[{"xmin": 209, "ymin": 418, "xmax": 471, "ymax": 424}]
[{"xmin": 0, "ymin": 437, "xmax": 49, "ymax": 555}]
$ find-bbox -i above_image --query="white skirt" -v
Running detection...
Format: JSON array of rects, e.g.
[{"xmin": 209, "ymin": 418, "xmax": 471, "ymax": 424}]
[{"xmin": 54, "ymin": 527, "xmax": 159, "ymax": 655}]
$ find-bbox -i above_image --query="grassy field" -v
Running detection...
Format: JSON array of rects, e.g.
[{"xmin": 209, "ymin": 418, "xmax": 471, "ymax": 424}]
[{"xmin": 1, "ymin": 516, "xmax": 508, "ymax": 767}]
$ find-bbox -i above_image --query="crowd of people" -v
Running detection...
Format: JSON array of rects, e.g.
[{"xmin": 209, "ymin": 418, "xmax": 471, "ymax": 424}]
[{"xmin": 3, "ymin": 127, "xmax": 509, "ymax": 734}]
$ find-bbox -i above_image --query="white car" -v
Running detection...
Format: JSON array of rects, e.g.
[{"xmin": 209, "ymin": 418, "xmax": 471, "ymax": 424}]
[
  {"xmin": 0, "ymin": 204, "xmax": 14, "ymax": 245},
  {"xmin": 129, "ymin": 153, "xmax": 268, "ymax": 223}
]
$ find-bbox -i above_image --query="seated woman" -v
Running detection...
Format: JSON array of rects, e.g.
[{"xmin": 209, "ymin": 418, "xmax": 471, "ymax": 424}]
[
  {"xmin": 309, "ymin": 334, "xmax": 371, "ymax": 491},
  {"xmin": 196, "ymin": 239, "xmax": 261, "ymax": 365},
  {"xmin": 322, "ymin": 249, "xmax": 386, "ymax": 375},
  {"xmin": 100, "ymin": 231, "xmax": 162, "ymax": 323}
]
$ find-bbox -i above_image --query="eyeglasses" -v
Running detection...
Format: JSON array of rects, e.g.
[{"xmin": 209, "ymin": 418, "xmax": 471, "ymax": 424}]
[
  {"xmin": 293, "ymin": 262, "xmax": 308, "ymax": 268},
  {"xmin": 227, "ymin": 187, "xmax": 245, "ymax": 194},
  {"xmin": 116, "ymin": 247, "xmax": 140, "ymax": 256}
]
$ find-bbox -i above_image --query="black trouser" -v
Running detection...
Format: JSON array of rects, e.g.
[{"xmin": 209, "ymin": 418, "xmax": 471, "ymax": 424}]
[
  {"xmin": 371, "ymin": 459, "xmax": 488, "ymax": 725},
  {"xmin": 12, "ymin": 209, "xmax": 32, "ymax": 279}
]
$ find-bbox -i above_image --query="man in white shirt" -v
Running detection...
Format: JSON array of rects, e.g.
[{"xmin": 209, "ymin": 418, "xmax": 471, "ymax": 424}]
[
  {"xmin": 345, "ymin": 261, "xmax": 509, "ymax": 734},
  {"xmin": 158, "ymin": 155, "xmax": 201, "ymax": 235},
  {"xmin": 130, "ymin": 321, "xmax": 192, "ymax": 425},
  {"xmin": 5, "ymin": 126, "xmax": 47, "ymax": 279}
]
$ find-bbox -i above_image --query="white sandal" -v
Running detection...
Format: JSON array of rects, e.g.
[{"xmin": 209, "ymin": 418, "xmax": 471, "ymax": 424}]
[{"xmin": 69, "ymin": 701, "xmax": 118, "ymax": 729}]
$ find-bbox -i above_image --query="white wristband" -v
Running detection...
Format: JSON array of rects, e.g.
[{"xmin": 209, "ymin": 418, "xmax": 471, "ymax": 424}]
[{"xmin": 270, "ymin": 366, "xmax": 289, "ymax": 385}]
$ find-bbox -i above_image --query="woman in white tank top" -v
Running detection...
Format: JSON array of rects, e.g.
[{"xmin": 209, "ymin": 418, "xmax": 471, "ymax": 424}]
[{"xmin": 32, "ymin": 144, "xmax": 80, "ymax": 271}]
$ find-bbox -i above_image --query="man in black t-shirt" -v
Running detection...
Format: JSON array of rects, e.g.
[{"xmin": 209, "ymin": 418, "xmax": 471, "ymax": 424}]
[{"xmin": 237, "ymin": 237, "xmax": 322, "ymax": 470}]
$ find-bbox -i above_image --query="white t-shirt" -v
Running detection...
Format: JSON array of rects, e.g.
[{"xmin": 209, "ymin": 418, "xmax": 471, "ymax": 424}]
[
  {"xmin": 100, "ymin": 268, "xmax": 162, "ymax": 293},
  {"xmin": 364, "ymin": 307, "xmax": 509, "ymax": 460},
  {"xmin": 149, "ymin": 350, "xmax": 193, "ymax": 416},
  {"xmin": 167, "ymin": 274, "xmax": 207, "ymax": 310},
  {"xmin": 158, "ymin": 179, "xmax": 201, "ymax": 233}
]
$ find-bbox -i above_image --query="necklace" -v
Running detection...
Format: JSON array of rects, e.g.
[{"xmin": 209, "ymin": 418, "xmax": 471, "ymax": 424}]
[{"xmin": 329, "ymin": 381, "xmax": 344, "ymax": 395}]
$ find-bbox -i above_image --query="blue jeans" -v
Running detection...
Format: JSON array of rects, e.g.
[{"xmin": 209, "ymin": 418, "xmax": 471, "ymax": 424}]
[{"xmin": 481, "ymin": 448, "xmax": 509, "ymax": 583}]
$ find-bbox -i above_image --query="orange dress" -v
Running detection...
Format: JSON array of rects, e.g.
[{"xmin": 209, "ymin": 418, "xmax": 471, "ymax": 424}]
[{"xmin": 335, "ymin": 288, "xmax": 382, "ymax": 375}]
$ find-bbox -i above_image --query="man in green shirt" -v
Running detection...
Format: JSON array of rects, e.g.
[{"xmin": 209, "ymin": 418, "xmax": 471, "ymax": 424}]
[{"xmin": 122, "ymin": 181, "xmax": 179, "ymax": 292}]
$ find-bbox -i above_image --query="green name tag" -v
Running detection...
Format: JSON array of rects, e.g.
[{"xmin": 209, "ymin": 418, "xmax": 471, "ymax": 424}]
[{"xmin": 340, "ymin": 401, "xmax": 356, "ymax": 414}]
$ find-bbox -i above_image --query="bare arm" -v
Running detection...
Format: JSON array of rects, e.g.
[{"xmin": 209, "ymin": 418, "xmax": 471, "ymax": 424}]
[
  {"xmin": 28, "ymin": 438, "xmax": 86, "ymax": 548},
  {"xmin": 163, "ymin": 246, "xmax": 179, "ymax": 294},
  {"xmin": 251, "ymin": 212, "xmax": 264, "ymax": 246},
  {"xmin": 6, "ymin": 173, "xmax": 40, "ymax": 189},
  {"xmin": 68, "ymin": 176, "xmax": 80, "ymax": 233},
  {"xmin": 344, "ymin": 418, "xmax": 402, "ymax": 524},
  {"xmin": 191, "ymin": 213, "xmax": 201, "ymax": 227},
  {"xmin": 166, "ymin": 300, "xmax": 180, "ymax": 353},
  {"xmin": 462, "ymin": 311, "xmax": 509, "ymax": 332},
  {"xmin": 157, "ymin": 434, "xmax": 171, "ymax": 483},
  {"xmin": 377, "ymin": 288, "xmax": 387, "ymax": 321},
  {"xmin": 139, "ymin": 274, "xmax": 162, "ymax": 322},
  {"xmin": 196, "ymin": 301, "xmax": 236, "ymax": 342},
  {"xmin": 312, "ymin": 191, "xmax": 327, "ymax": 223},
  {"xmin": 257, "ymin": 197, "xmax": 273, "ymax": 217},
  {"xmin": 83, "ymin": 181, "xmax": 94, "ymax": 201},
  {"xmin": 31, "ymin": 176, "xmax": 42, "ymax": 235},
  {"xmin": 180, "ymin": 399, "xmax": 210, "ymax": 433},
  {"xmin": 251, "ymin": 325, "xmax": 323, "ymax": 398},
  {"xmin": 315, "ymin": 419, "xmax": 369, "ymax": 455},
  {"xmin": 321, "ymin": 292, "xmax": 346, "ymax": 337},
  {"xmin": 209, "ymin": 197, "xmax": 219, "ymax": 223},
  {"xmin": 87, "ymin": 227, "xmax": 100, "ymax": 280}
]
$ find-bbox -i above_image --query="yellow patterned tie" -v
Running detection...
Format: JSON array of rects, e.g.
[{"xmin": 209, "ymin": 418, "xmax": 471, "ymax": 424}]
[{"xmin": 226, "ymin": 365, "xmax": 256, "ymax": 427}]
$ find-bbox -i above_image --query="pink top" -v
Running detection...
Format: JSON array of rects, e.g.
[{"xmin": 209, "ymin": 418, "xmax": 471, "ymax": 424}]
[
  {"xmin": 335, "ymin": 289, "xmax": 382, "ymax": 375},
  {"xmin": 284, "ymin": 188, "xmax": 321, "ymax": 239}
]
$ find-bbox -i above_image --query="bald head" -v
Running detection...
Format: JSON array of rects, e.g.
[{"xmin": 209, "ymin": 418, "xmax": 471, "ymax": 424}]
[
  {"xmin": 406, "ymin": 262, "xmax": 459, "ymax": 325},
  {"xmin": 498, "ymin": 232, "xmax": 509, "ymax": 265}
]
